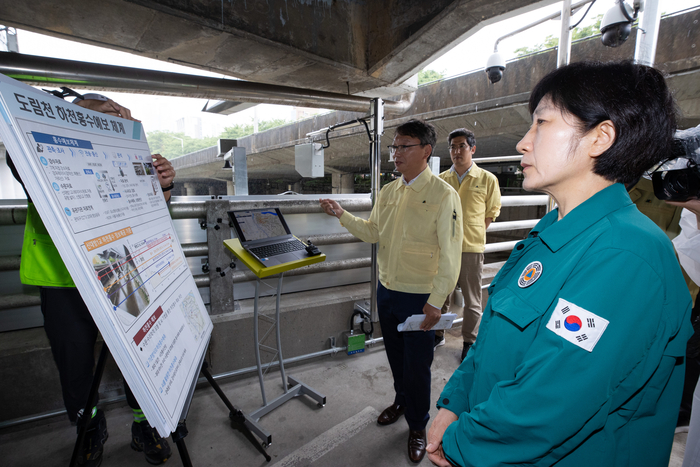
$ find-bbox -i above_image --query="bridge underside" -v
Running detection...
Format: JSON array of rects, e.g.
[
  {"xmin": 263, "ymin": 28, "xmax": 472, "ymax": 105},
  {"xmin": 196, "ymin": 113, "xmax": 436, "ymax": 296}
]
[
  {"xmin": 0, "ymin": 0, "xmax": 560, "ymax": 97},
  {"xmin": 171, "ymin": 9, "xmax": 700, "ymax": 186}
]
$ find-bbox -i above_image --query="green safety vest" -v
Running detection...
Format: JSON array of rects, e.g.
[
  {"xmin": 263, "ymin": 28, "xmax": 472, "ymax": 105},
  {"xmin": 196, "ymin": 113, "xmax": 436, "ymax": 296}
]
[{"xmin": 20, "ymin": 203, "xmax": 75, "ymax": 287}]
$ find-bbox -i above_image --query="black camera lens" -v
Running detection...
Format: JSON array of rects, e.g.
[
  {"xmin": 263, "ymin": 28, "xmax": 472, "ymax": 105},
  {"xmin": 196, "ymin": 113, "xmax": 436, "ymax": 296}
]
[{"xmin": 652, "ymin": 167, "xmax": 700, "ymax": 201}]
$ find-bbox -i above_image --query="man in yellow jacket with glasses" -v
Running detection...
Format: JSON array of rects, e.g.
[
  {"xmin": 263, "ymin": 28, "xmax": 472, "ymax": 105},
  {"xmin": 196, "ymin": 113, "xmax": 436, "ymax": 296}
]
[{"xmin": 320, "ymin": 119, "xmax": 462, "ymax": 463}]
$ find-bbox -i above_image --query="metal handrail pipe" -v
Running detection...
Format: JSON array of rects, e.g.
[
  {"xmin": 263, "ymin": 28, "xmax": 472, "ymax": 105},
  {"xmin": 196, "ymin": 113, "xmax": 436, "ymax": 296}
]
[
  {"xmin": 0, "ymin": 52, "xmax": 412, "ymax": 114},
  {"xmin": 230, "ymin": 257, "xmax": 371, "ymax": 285},
  {"xmin": 1, "ymin": 197, "xmax": 539, "ymax": 224},
  {"xmin": 0, "ymin": 293, "xmax": 41, "ymax": 310},
  {"xmin": 0, "ymin": 205, "xmax": 27, "ymax": 225},
  {"xmin": 305, "ymin": 233, "xmax": 362, "ymax": 246},
  {"xmin": 0, "ymin": 336, "xmax": 387, "ymax": 430},
  {"xmin": 501, "ymin": 195, "xmax": 548, "ymax": 207},
  {"xmin": 0, "ymin": 253, "xmax": 512, "ymax": 309},
  {"xmin": 168, "ymin": 202, "xmax": 207, "ymax": 220},
  {"xmin": 191, "ymin": 257, "xmax": 371, "ymax": 288},
  {"xmin": 487, "ymin": 219, "xmax": 538, "ymax": 232},
  {"xmin": 484, "ymin": 240, "xmax": 519, "ymax": 254},
  {"xmin": 168, "ymin": 197, "xmax": 373, "ymax": 220},
  {"xmin": 182, "ymin": 242, "xmax": 208, "ymax": 257},
  {"xmin": 493, "ymin": 0, "xmax": 593, "ymax": 52},
  {"xmin": 473, "ymin": 155, "xmax": 522, "ymax": 164},
  {"xmin": 0, "ymin": 255, "xmax": 21, "ymax": 271}
]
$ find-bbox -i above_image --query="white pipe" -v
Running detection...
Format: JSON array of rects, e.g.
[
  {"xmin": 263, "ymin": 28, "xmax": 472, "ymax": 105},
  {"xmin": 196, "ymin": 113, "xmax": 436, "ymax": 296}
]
[
  {"xmin": 558, "ymin": 0, "xmax": 573, "ymax": 67},
  {"xmin": 634, "ymin": 0, "xmax": 662, "ymax": 66},
  {"xmin": 493, "ymin": 0, "xmax": 594, "ymax": 52}
]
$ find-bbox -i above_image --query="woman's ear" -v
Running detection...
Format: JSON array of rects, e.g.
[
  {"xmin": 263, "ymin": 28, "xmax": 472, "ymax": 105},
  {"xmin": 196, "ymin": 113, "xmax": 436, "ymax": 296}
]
[{"xmin": 589, "ymin": 120, "xmax": 616, "ymax": 158}]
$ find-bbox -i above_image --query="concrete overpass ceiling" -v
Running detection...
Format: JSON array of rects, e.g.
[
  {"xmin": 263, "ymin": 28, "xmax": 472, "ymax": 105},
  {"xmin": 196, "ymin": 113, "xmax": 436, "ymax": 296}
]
[
  {"xmin": 170, "ymin": 8, "xmax": 700, "ymax": 185},
  {"xmin": 0, "ymin": 0, "xmax": 559, "ymax": 96}
]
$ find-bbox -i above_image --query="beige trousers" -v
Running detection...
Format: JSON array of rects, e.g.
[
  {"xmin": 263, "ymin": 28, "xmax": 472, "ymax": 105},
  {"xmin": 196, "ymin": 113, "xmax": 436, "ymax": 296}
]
[{"xmin": 436, "ymin": 252, "xmax": 483, "ymax": 343}]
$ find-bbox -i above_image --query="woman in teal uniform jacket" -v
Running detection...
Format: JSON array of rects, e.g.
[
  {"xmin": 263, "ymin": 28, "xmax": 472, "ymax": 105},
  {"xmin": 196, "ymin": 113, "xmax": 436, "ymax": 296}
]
[{"xmin": 426, "ymin": 61, "xmax": 693, "ymax": 467}]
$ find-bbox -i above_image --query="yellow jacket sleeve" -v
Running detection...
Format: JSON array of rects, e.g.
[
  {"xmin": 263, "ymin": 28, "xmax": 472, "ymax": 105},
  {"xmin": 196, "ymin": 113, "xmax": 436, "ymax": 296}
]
[{"xmin": 428, "ymin": 188, "xmax": 463, "ymax": 306}]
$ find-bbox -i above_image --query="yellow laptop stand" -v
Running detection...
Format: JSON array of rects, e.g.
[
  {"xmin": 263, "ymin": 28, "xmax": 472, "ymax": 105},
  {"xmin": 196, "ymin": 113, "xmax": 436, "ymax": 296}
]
[{"xmin": 223, "ymin": 238, "xmax": 327, "ymax": 446}]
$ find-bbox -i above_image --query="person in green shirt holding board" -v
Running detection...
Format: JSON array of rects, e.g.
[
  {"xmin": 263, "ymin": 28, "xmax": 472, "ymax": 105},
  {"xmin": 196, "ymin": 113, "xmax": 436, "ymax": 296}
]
[
  {"xmin": 426, "ymin": 61, "xmax": 693, "ymax": 467},
  {"xmin": 8, "ymin": 91, "xmax": 175, "ymax": 466}
]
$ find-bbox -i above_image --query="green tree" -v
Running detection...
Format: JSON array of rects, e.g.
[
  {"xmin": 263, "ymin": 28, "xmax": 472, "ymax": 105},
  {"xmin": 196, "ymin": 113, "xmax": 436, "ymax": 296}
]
[
  {"xmin": 220, "ymin": 123, "xmax": 254, "ymax": 139},
  {"xmin": 418, "ymin": 69, "xmax": 445, "ymax": 85},
  {"xmin": 146, "ymin": 130, "xmax": 216, "ymax": 159},
  {"xmin": 514, "ymin": 14, "xmax": 604, "ymax": 57},
  {"xmin": 147, "ymin": 118, "xmax": 291, "ymax": 159},
  {"xmin": 258, "ymin": 118, "xmax": 291, "ymax": 132}
]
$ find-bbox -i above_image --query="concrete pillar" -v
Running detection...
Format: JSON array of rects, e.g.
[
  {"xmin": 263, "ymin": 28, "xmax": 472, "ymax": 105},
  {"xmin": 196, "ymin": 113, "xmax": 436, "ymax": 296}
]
[
  {"xmin": 208, "ymin": 185, "xmax": 218, "ymax": 196},
  {"xmin": 293, "ymin": 181, "xmax": 302, "ymax": 193},
  {"xmin": 226, "ymin": 181, "xmax": 235, "ymax": 196},
  {"xmin": 332, "ymin": 173, "xmax": 355, "ymax": 194},
  {"xmin": 184, "ymin": 182, "xmax": 197, "ymax": 196}
]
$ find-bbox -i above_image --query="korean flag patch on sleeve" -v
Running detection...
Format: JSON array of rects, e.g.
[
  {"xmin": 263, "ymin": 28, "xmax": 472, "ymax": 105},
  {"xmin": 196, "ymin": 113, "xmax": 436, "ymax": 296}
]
[{"xmin": 546, "ymin": 298, "xmax": 609, "ymax": 352}]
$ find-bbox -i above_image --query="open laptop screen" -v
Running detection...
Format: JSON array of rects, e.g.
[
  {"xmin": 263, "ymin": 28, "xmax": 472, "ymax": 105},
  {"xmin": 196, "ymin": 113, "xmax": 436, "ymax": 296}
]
[{"xmin": 229, "ymin": 208, "xmax": 291, "ymax": 242}]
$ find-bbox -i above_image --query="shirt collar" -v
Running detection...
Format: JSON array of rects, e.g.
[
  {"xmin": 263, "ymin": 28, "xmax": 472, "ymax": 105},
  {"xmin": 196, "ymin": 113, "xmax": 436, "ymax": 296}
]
[
  {"xmin": 402, "ymin": 166, "xmax": 430, "ymax": 190},
  {"xmin": 450, "ymin": 163, "xmax": 475, "ymax": 183},
  {"xmin": 535, "ymin": 183, "xmax": 632, "ymax": 252}
]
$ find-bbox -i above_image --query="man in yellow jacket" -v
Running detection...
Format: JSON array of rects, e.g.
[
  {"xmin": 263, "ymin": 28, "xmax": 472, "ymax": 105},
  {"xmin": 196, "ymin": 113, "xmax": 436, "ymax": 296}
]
[
  {"xmin": 320, "ymin": 119, "xmax": 463, "ymax": 463},
  {"xmin": 437, "ymin": 128, "xmax": 501, "ymax": 362}
]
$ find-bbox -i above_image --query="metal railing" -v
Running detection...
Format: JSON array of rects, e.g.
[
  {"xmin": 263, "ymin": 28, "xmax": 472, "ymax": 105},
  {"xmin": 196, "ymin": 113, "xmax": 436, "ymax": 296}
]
[{"xmin": 0, "ymin": 192, "xmax": 547, "ymax": 311}]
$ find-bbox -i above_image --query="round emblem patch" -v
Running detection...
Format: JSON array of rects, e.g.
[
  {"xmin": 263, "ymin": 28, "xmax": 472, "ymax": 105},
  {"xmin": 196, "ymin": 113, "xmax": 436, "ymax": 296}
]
[{"xmin": 518, "ymin": 261, "xmax": 542, "ymax": 288}]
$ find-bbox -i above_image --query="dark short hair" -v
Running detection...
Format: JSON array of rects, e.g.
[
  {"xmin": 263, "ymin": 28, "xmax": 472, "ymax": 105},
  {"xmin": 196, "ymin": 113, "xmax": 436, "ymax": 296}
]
[
  {"xmin": 528, "ymin": 60, "xmax": 677, "ymax": 185},
  {"xmin": 448, "ymin": 128, "xmax": 476, "ymax": 148},
  {"xmin": 395, "ymin": 119, "xmax": 437, "ymax": 156}
]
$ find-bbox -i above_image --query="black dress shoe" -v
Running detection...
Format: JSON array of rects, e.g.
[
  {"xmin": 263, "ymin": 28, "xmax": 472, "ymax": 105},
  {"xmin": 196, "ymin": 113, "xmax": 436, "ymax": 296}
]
[
  {"xmin": 408, "ymin": 429, "xmax": 427, "ymax": 463},
  {"xmin": 377, "ymin": 403, "xmax": 405, "ymax": 426},
  {"xmin": 461, "ymin": 342, "xmax": 472, "ymax": 362}
]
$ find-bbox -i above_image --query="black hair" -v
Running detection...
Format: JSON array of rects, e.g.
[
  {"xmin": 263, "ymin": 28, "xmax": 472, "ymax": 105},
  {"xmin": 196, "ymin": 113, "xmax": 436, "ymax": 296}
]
[
  {"xmin": 448, "ymin": 128, "xmax": 476, "ymax": 148},
  {"xmin": 528, "ymin": 60, "xmax": 678, "ymax": 185},
  {"xmin": 395, "ymin": 119, "xmax": 437, "ymax": 156}
]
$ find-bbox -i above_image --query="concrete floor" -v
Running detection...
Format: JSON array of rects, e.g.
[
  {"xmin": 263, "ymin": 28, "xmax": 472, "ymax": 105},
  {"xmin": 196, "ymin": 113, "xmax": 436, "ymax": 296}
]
[{"xmin": 0, "ymin": 326, "xmax": 691, "ymax": 467}]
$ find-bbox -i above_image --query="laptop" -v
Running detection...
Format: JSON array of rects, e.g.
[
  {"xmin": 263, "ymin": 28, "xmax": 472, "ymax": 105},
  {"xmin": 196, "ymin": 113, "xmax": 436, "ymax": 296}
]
[{"xmin": 228, "ymin": 208, "xmax": 310, "ymax": 267}]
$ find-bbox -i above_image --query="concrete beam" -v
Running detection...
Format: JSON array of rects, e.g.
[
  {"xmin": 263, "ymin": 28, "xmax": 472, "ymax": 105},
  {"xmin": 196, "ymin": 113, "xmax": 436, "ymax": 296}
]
[
  {"xmin": 0, "ymin": 0, "xmax": 560, "ymax": 96},
  {"xmin": 172, "ymin": 9, "xmax": 700, "ymax": 184}
]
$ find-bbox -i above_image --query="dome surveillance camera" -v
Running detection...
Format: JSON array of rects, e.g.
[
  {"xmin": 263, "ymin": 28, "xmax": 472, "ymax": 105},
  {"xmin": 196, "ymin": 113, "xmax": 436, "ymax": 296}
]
[
  {"xmin": 485, "ymin": 53, "xmax": 506, "ymax": 84},
  {"xmin": 600, "ymin": 1, "xmax": 639, "ymax": 48}
]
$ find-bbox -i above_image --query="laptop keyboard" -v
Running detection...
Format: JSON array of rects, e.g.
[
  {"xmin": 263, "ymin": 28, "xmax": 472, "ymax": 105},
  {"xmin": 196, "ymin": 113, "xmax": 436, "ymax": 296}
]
[{"xmin": 250, "ymin": 239, "xmax": 306, "ymax": 258}]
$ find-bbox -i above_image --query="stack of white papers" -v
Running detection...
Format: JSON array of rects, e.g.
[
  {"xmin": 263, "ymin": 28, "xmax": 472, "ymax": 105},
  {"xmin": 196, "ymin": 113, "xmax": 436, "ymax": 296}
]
[{"xmin": 397, "ymin": 313, "xmax": 457, "ymax": 332}]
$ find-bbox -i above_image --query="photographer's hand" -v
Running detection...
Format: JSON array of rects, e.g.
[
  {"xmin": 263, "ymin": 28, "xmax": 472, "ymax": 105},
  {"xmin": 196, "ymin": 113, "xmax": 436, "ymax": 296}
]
[{"xmin": 666, "ymin": 199, "xmax": 700, "ymax": 230}]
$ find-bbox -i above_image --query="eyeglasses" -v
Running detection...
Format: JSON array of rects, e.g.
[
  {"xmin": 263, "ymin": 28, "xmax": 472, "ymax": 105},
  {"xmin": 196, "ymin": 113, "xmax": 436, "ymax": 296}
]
[
  {"xmin": 449, "ymin": 143, "xmax": 470, "ymax": 152},
  {"xmin": 387, "ymin": 144, "xmax": 423, "ymax": 156}
]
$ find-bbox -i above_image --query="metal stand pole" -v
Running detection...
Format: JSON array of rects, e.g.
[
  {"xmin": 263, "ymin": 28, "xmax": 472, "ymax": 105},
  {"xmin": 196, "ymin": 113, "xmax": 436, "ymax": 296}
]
[
  {"xmin": 274, "ymin": 273, "xmax": 287, "ymax": 392},
  {"xmin": 69, "ymin": 342, "xmax": 109, "ymax": 467},
  {"xmin": 246, "ymin": 272, "xmax": 326, "ymax": 445},
  {"xmin": 199, "ymin": 361, "xmax": 271, "ymax": 462},
  {"xmin": 171, "ymin": 422, "xmax": 193, "ymax": 467}
]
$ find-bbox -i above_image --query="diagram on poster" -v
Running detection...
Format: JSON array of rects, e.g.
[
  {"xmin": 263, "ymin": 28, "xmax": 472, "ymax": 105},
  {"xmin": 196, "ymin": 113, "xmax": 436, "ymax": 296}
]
[{"xmin": 0, "ymin": 73, "xmax": 212, "ymax": 436}]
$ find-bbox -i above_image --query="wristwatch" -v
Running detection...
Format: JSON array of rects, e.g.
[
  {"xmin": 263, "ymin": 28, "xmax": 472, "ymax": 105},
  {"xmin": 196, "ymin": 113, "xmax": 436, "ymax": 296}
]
[{"xmin": 161, "ymin": 182, "xmax": 175, "ymax": 192}]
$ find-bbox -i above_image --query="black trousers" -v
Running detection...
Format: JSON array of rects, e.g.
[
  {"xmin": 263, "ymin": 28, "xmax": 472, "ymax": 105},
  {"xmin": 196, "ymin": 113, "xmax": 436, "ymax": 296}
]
[
  {"xmin": 377, "ymin": 282, "xmax": 434, "ymax": 431},
  {"xmin": 40, "ymin": 287, "xmax": 139, "ymax": 422}
]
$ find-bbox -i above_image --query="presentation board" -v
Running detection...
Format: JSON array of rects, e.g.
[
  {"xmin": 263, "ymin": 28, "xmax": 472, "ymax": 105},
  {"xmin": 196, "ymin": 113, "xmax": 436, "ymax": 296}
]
[{"xmin": 0, "ymin": 73, "xmax": 212, "ymax": 437}]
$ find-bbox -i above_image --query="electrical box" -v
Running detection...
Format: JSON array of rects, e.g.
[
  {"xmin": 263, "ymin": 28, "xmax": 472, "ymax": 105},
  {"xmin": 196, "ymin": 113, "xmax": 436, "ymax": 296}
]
[
  {"xmin": 344, "ymin": 330, "xmax": 366, "ymax": 355},
  {"xmin": 295, "ymin": 143, "xmax": 324, "ymax": 178}
]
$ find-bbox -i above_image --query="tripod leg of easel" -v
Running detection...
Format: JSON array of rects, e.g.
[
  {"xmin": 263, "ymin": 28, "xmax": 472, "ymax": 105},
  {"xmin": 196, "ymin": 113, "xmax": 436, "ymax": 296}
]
[
  {"xmin": 200, "ymin": 361, "xmax": 271, "ymax": 462},
  {"xmin": 69, "ymin": 342, "xmax": 109, "ymax": 467},
  {"xmin": 172, "ymin": 422, "xmax": 193, "ymax": 467}
]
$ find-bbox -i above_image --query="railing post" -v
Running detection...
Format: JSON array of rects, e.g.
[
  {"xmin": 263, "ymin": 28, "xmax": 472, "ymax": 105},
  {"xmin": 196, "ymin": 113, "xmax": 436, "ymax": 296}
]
[{"xmin": 369, "ymin": 98, "xmax": 384, "ymax": 323}]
